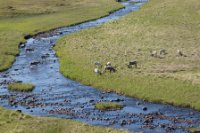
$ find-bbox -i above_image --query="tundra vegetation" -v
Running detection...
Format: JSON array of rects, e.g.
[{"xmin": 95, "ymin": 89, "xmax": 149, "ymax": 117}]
[
  {"xmin": 8, "ymin": 83, "xmax": 35, "ymax": 92},
  {"xmin": 95, "ymin": 102, "xmax": 124, "ymax": 111},
  {"xmin": 0, "ymin": 0, "xmax": 125, "ymax": 131},
  {"xmin": 0, "ymin": 107, "xmax": 129, "ymax": 133},
  {"xmin": 55, "ymin": 0, "xmax": 200, "ymax": 110},
  {"xmin": 190, "ymin": 128, "xmax": 200, "ymax": 133},
  {"xmin": 0, "ymin": 0, "xmax": 122, "ymax": 72}
]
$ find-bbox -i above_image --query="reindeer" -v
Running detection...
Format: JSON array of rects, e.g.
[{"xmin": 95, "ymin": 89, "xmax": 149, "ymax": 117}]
[
  {"xmin": 150, "ymin": 50, "xmax": 158, "ymax": 57},
  {"xmin": 94, "ymin": 61, "xmax": 102, "ymax": 68},
  {"xmin": 41, "ymin": 53, "xmax": 50, "ymax": 59},
  {"xmin": 94, "ymin": 68, "xmax": 102, "ymax": 75},
  {"xmin": 102, "ymin": 62, "xmax": 116, "ymax": 73},
  {"xmin": 103, "ymin": 66, "xmax": 116, "ymax": 73},
  {"xmin": 159, "ymin": 49, "xmax": 167, "ymax": 55},
  {"xmin": 177, "ymin": 49, "xmax": 186, "ymax": 57},
  {"xmin": 127, "ymin": 60, "xmax": 137, "ymax": 68}
]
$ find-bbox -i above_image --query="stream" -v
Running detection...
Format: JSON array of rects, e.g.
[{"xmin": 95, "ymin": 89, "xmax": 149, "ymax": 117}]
[{"xmin": 0, "ymin": 1, "xmax": 200, "ymax": 133}]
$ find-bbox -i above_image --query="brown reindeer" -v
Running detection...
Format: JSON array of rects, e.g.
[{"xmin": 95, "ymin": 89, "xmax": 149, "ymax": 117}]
[
  {"xmin": 103, "ymin": 66, "xmax": 116, "ymax": 73},
  {"xmin": 127, "ymin": 60, "xmax": 137, "ymax": 68}
]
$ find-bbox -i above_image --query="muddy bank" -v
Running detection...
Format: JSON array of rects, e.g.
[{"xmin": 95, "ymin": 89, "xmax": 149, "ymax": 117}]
[{"xmin": 0, "ymin": 1, "xmax": 200, "ymax": 133}]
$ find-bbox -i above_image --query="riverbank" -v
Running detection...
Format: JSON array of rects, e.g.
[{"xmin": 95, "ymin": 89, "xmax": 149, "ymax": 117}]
[
  {"xmin": 0, "ymin": 0, "xmax": 125, "ymax": 132},
  {"xmin": 0, "ymin": 107, "xmax": 129, "ymax": 133},
  {"xmin": 55, "ymin": 0, "xmax": 200, "ymax": 110},
  {"xmin": 0, "ymin": 0, "xmax": 123, "ymax": 72}
]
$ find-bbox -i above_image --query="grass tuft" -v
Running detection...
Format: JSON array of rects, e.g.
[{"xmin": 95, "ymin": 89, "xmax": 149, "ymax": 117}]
[
  {"xmin": 189, "ymin": 128, "xmax": 200, "ymax": 133},
  {"xmin": 95, "ymin": 102, "xmax": 124, "ymax": 111},
  {"xmin": 8, "ymin": 83, "xmax": 35, "ymax": 92}
]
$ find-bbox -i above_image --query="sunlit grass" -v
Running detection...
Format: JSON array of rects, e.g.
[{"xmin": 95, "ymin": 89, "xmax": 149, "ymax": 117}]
[
  {"xmin": 0, "ymin": 0, "xmax": 125, "ymax": 131},
  {"xmin": 55, "ymin": 0, "xmax": 200, "ymax": 110},
  {"xmin": 0, "ymin": 107, "xmax": 129, "ymax": 133},
  {"xmin": 8, "ymin": 83, "xmax": 35, "ymax": 92},
  {"xmin": 95, "ymin": 102, "xmax": 124, "ymax": 111},
  {"xmin": 189, "ymin": 128, "xmax": 200, "ymax": 133},
  {"xmin": 0, "ymin": 0, "xmax": 123, "ymax": 71}
]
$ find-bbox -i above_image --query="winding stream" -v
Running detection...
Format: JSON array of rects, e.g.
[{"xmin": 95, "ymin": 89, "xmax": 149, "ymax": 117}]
[{"xmin": 0, "ymin": 1, "xmax": 200, "ymax": 133}]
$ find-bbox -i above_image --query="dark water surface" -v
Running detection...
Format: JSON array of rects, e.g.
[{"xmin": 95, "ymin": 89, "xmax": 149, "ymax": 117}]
[{"xmin": 0, "ymin": 1, "xmax": 200, "ymax": 133}]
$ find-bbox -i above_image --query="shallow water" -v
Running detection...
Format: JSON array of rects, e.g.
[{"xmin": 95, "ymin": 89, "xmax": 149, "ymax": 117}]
[{"xmin": 0, "ymin": 1, "xmax": 200, "ymax": 133}]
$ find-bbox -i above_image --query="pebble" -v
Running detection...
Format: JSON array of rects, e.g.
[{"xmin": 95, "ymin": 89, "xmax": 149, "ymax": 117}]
[{"xmin": 142, "ymin": 107, "xmax": 148, "ymax": 111}]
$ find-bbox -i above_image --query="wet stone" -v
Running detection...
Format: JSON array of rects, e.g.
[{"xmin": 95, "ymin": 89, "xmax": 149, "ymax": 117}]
[
  {"xmin": 0, "ymin": 1, "xmax": 200, "ymax": 133},
  {"xmin": 136, "ymin": 101, "xmax": 141, "ymax": 105},
  {"xmin": 120, "ymin": 120, "xmax": 127, "ymax": 126},
  {"xmin": 111, "ymin": 98, "xmax": 124, "ymax": 102},
  {"xmin": 16, "ymin": 110, "xmax": 22, "ymax": 113},
  {"xmin": 19, "ymin": 44, "xmax": 26, "ymax": 48},
  {"xmin": 167, "ymin": 125, "xmax": 176, "ymax": 131},
  {"xmin": 159, "ymin": 124, "xmax": 166, "ymax": 128},
  {"xmin": 30, "ymin": 60, "xmax": 41, "ymax": 66},
  {"xmin": 25, "ymin": 48, "xmax": 34, "ymax": 52},
  {"xmin": 142, "ymin": 106, "xmax": 148, "ymax": 111},
  {"xmin": 89, "ymin": 100, "xmax": 94, "ymax": 103}
]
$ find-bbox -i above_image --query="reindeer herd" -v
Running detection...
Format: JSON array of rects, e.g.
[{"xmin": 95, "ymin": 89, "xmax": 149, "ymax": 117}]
[
  {"xmin": 25, "ymin": 45, "xmax": 186, "ymax": 75},
  {"xmin": 94, "ymin": 49, "xmax": 187, "ymax": 75}
]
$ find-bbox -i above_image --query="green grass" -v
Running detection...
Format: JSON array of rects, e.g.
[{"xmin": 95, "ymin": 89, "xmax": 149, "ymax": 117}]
[
  {"xmin": 95, "ymin": 102, "xmax": 124, "ymax": 111},
  {"xmin": 0, "ymin": 107, "xmax": 129, "ymax": 133},
  {"xmin": 8, "ymin": 83, "xmax": 35, "ymax": 92},
  {"xmin": 0, "ymin": 0, "xmax": 123, "ymax": 72},
  {"xmin": 0, "ymin": 0, "xmax": 126, "ymax": 131},
  {"xmin": 55, "ymin": 0, "xmax": 200, "ymax": 110},
  {"xmin": 189, "ymin": 128, "xmax": 200, "ymax": 133}
]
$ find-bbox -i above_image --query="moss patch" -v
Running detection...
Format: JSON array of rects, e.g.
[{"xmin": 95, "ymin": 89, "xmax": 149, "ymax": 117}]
[
  {"xmin": 8, "ymin": 83, "xmax": 35, "ymax": 92},
  {"xmin": 189, "ymin": 128, "xmax": 200, "ymax": 133},
  {"xmin": 95, "ymin": 102, "xmax": 124, "ymax": 111}
]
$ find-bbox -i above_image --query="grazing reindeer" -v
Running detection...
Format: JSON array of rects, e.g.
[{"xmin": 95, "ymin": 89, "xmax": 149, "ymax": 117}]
[
  {"xmin": 94, "ymin": 61, "xmax": 102, "ymax": 68},
  {"xmin": 102, "ymin": 62, "xmax": 116, "ymax": 73},
  {"xmin": 150, "ymin": 50, "xmax": 158, "ymax": 57},
  {"xmin": 159, "ymin": 49, "xmax": 167, "ymax": 55},
  {"xmin": 94, "ymin": 68, "xmax": 102, "ymax": 75},
  {"xmin": 127, "ymin": 60, "xmax": 137, "ymax": 68},
  {"xmin": 103, "ymin": 66, "xmax": 116, "ymax": 73},
  {"xmin": 177, "ymin": 49, "xmax": 186, "ymax": 57},
  {"xmin": 106, "ymin": 62, "xmax": 112, "ymax": 66}
]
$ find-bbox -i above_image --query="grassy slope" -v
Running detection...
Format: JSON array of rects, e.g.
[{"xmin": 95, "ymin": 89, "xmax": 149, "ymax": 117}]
[
  {"xmin": 55, "ymin": 0, "xmax": 200, "ymax": 110},
  {"xmin": 0, "ymin": 0, "xmax": 123, "ymax": 71},
  {"xmin": 0, "ymin": 107, "xmax": 129, "ymax": 133}
]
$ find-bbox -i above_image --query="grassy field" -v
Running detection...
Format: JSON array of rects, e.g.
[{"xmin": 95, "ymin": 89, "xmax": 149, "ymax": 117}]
[
  {"xmin": 55, "ymin": 0, "xmax": 200, "ymax": 110},
  {"xmin": 0, "ymin": 107, "xmax": 129, "ymax": 133},
  {"xmin": 95, "ymin": 102, "xmax": 124, "ymax": 111},
  {"xmin": 0, "ymin": 0, "xmax": 126, "ymax": 132},
  {"xmin": 0, "ymin": 0, "xmax": 123, "ymax": 72},
  {"xmin": 8, "ymin": 83, "xmax": 35, "ymax": 92}
]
